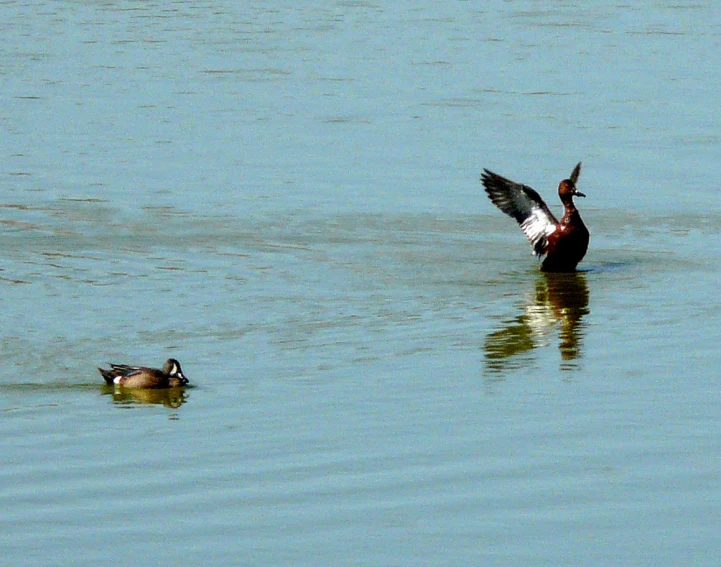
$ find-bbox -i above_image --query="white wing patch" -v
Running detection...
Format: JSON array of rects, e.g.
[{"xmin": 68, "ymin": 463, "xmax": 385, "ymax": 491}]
[{"xmin": 519, "ymin": 206, "xmax": 557, "ymax": 257}]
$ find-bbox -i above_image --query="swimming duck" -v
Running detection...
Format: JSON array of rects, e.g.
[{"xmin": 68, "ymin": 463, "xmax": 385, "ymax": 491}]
[
  {"xmin": 98, "ymin": 358, "xmax": 189, "ymax": 388},
  {"xmin": 481, "ymin": 162, "xmax": 590, "ymax": 272}
]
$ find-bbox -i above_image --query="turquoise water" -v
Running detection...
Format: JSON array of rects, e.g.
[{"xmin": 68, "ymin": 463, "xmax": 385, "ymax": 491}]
[{"xmin": 2, "ymin": 2, "xmax": 721, "ymax": 566}]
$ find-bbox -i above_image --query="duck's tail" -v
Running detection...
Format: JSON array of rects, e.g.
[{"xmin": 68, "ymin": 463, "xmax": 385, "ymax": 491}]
[{"xmin": 98, "ymin": 367, "xmax": 115, "ymax": 384}]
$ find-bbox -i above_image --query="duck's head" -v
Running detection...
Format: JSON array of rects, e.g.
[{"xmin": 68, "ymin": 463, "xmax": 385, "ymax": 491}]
[
  {"xmin": 558, "ymin": 162, "xmax": 585, "ymax": 200},
  {"xmin": 163, "ymin": 358, "xmax": 189, "ymax": 385}
]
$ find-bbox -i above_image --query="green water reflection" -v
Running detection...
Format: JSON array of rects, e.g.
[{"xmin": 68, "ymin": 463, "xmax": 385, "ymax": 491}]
[
  {"xmin": 101, "ymin": 385, "xmax": 189, "ymax": 408},
  {"xmin": 484, "ymin": 272, "xmax": 590, "ymax": 373}
]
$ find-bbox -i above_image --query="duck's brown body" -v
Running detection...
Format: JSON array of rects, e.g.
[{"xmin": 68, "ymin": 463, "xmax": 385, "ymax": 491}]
[
  {"xmin": 481, "ymin": 162, "xmax": 590, "ymax": 272},
  {"xmin": 541, "ymin": 209, "xmax": 589, "ymax": 272},
  {"xmin": 98, "ymin": 358, "xmax": 189, "ymax": 389}
]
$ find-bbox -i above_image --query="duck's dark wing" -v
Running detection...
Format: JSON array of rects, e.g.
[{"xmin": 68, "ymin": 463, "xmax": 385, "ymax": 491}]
[
  {"xmin": 481, "ymin": 169, "xmax": 559, "ymax": 257},
  {"xmin": 108, "ymin": 363, "xmax": 143, "ymax": 377}
]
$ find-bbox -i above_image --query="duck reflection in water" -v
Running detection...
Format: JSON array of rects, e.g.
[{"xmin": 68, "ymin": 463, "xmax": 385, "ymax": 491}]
[
  {"xmin": 484, "ymin": 272, "xmax": 589, "ymax": 372},
  {"xmin": 101, "ymin": 385, "xmax": 188, "ymax": 408}
]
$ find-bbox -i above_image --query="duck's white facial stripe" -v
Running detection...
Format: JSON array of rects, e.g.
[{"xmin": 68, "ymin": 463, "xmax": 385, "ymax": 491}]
[{"xmin": 113, "ymin": 376, "xmax": 123, "ymax": 385}]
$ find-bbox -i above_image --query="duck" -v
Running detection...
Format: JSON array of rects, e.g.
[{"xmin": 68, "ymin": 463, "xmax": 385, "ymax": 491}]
[
  {"xmin": 98, "ymin": 358, "xmax": 189, "ymax": 389},
  {"xmin": 481, "ymin": 162, "xmax": 590, "ymax": 272}
]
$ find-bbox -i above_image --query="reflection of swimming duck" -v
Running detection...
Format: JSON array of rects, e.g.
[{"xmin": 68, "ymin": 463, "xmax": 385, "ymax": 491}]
[
  {"xmin": 482, "ymin": 162, "xmax": 590, "ymax": 272},
  {"xmin": 98, "ymin": 358, "xmax": 189, "ymax": 388},
  {"xmin": 484, "ymin": 272, "xmax": 590, "ymax": 373},
  {"xmin": 105, "ymin": 386, "xmax": 188, "ymax": 408}
]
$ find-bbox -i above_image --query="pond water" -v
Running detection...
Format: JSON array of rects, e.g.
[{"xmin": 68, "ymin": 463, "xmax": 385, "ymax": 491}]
[{"xmin": 2, "ymin": 2, "xmax": 721, "ymax": 566}]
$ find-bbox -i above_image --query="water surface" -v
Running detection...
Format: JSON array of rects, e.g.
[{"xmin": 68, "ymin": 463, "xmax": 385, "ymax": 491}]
[{"xmin": 2, "ymin": 2, "xmax": 721, "ymax": 566}]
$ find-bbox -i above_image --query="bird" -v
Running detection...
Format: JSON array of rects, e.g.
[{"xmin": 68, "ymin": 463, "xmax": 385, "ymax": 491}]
[
  {"xmin": 98, "ymin": 358, "xmax": 189, "ymax": 389},
  {"xmin": 481, "ymin": 162, "xmax": 590, "ymax": 272}
]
